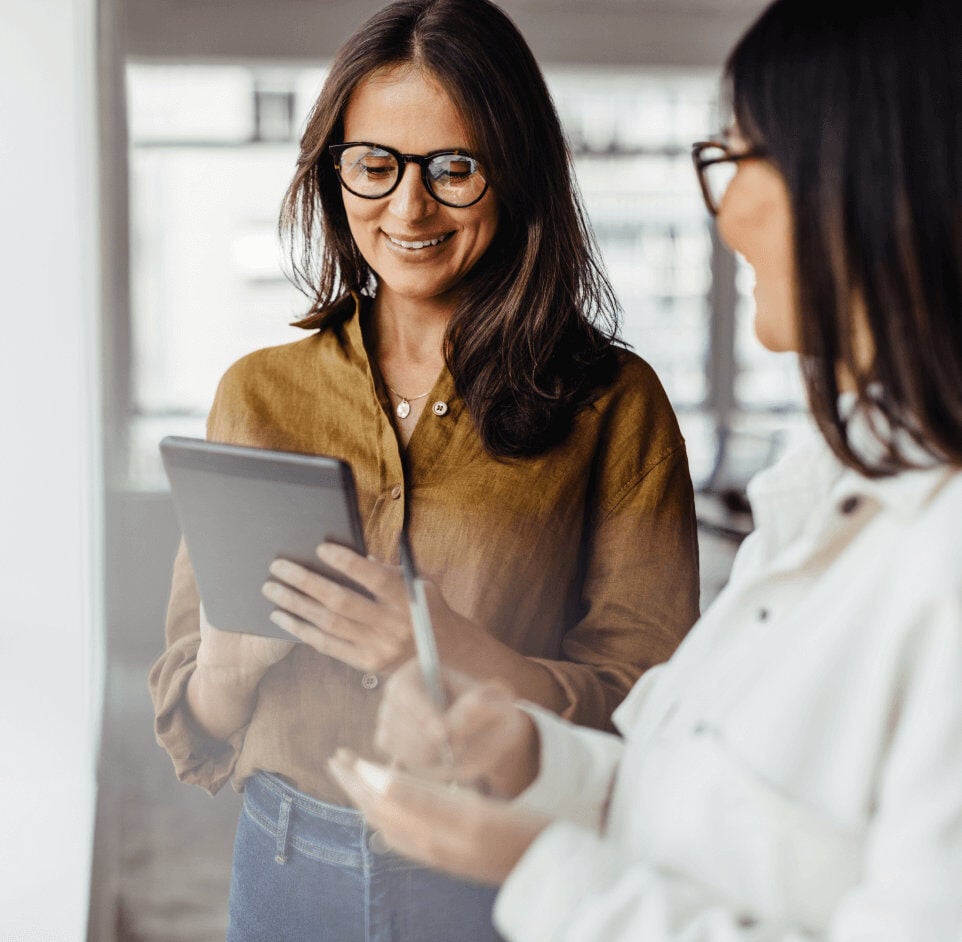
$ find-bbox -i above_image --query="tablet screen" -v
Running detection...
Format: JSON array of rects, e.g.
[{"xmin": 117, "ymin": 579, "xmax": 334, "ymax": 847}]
[{"xmin": 161, "ymin": 437, "xmax": 368, "ymax": 640}]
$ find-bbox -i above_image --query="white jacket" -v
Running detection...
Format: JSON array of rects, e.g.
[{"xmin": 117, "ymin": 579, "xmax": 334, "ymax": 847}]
[{"xmin": 496, "ymin": 424, "xmax": 962, "ymax": 941}]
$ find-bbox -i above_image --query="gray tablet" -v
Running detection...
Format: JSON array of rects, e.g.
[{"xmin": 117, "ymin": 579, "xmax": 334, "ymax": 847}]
[{"xmin": 160, "ymin": 436, "xmax": 369, "ymax": 641}]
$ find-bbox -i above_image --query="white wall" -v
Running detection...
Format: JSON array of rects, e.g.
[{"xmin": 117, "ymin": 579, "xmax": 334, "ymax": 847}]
[{"xmin": 0, "ymin": 0, "xmax": 104, "ymax": 938}]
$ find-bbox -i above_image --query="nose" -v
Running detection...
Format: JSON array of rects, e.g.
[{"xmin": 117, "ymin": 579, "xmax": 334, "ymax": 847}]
[{"xmin": 387, "ymin": 161, "xmax": 437, "ymax": 222}]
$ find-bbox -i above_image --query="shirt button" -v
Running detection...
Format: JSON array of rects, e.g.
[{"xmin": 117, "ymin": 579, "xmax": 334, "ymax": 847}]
[
  {"xmin": 432, "ymin": 401, "xmax": 448, "ymax": 416},
  {"xmin": 756, "ymin": 607, "xmax": 770, "ymax": 622},
  {"xmin": 839, "ymin": 496, "xmax": 861, "ymax": 515},
  {"xmin": 368, "ymin": 829, "xmax": 391, "ymax": 855},
  {"xmin": 390, "ymin": 484, "xmax": 402, "ymax": 500},
  {"xmin": 361, "ymin": 672, "xmax": 379, "ymax": 690}
]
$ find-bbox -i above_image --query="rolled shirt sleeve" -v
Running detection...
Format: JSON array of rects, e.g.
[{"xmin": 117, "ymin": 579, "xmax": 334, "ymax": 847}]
[
  {"xmin": 147, "ymin": 368, "xmax": 270, "ymax": 794},
  {"xmin": 147, "ymin": 539, "xmax": 246, "ymax": 794}
]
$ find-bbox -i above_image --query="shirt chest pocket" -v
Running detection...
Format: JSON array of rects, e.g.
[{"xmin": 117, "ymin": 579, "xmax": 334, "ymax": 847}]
[{"xmin": 620, "ymin": 727, "xmax": 864, "ymax": 932}]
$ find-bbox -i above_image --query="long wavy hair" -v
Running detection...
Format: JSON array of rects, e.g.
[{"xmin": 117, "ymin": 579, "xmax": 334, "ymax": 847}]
[
  {"xmin": 279, "ymin": 0, "xmax": 620, "ymax": 458},
  {"xmin": 727, "ymin": 0, "xmax": 962, "ymax": 475}
]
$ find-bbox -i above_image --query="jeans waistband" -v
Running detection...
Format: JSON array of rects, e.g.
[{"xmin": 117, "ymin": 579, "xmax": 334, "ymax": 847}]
[
  {"xmin": 251, "ymin": 772, "xmax": 366, "ymax": 826},
  {"xmin": 243, "ymin": 771, "xmax": 401, "ymax": 870}
]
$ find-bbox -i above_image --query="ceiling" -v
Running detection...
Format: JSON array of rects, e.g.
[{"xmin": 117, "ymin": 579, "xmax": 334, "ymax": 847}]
[
  {"xmin": 510, "ymin": 0, "xmax": 766, "ymax": 11},
  {"xmin": 123, "ymin": 0, "xmax": 770, "ymax": 68}
]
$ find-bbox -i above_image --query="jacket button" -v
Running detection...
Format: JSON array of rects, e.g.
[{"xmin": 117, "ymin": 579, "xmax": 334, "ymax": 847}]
[
  {"xmin": 432, "ymin": 401, "xmax": 448, "ymax": 416},
  {"xmin": 361, "ymin": 673, "xmax": 379, "ymax": 690},
  {"xmin": 839, "ymin": 496, "xmax": 861, "ymax": 515},
  {"xmin": 390, "ymin": 484, "xmax": 402, "ymax": 499}
]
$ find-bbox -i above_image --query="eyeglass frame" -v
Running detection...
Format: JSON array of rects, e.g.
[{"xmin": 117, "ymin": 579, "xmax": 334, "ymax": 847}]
[
  {"xmin": 691, "ymin": 140, "xmax": 768, "ymax": 216},
  {"xmin": 328, "ymin": 141, "xmax": 490, "ymax": 209}
]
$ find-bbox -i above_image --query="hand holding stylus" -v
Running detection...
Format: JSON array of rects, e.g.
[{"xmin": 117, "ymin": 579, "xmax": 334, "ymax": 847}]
[{"xmin": 374, "ymin": 660, "xmax": 541, "ymax": 800}]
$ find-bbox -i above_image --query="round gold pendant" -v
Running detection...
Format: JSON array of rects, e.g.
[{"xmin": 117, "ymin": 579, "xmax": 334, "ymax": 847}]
[{"xmin": 396, "ymin": 399, "xmax": 411, "ymax": 419}]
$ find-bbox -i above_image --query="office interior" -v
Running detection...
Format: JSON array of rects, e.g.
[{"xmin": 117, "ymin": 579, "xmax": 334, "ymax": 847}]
[{"xmin": 2, "ymin": 0, "xmax": 810, "ymax": 938}]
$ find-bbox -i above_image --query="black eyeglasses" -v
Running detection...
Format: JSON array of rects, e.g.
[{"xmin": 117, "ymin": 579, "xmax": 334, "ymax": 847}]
[
  {"xmin": 691, "ymin": 140, "xmax": 767, "ymax": 216},
  {"xmin": 328, "ymin": 141, "xmax": 489, "ymax": 208}
]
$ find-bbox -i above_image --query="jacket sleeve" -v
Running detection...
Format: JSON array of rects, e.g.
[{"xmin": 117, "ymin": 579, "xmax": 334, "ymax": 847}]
[
  {"xmin": 528, "ymin": 441, "xmax": 701, "ymax": 730},
  {"xmin": 495, "ymin": 597, "xmax": 962, "ymax": 942},
  {"xmin": 515, "ymin": 703, "xmax": 625, "ymax": 829}
]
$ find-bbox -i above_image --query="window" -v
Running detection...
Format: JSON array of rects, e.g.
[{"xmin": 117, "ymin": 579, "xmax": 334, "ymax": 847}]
[{"xmin": 125, "ymin": 62, "xmax": 806, "ymax": 489}]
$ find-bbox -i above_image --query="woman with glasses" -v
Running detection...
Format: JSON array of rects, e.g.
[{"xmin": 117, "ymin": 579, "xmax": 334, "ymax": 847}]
[
  {"xmin": 331, "ymin": 1, "xmax": 962, "ymax": 939},
  {"xmin": 149, "ymin": 1, "xmax": 700, "ymax": 939}
]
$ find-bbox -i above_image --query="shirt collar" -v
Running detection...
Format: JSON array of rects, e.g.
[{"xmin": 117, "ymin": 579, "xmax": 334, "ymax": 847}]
[{"xmin": 340, "ymin": 291, "xmax": 367, "ymax": 360}]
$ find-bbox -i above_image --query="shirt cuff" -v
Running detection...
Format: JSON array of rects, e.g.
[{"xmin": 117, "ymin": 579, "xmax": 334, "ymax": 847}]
[
  {"xmin": 515, "ymin": 702, "xmax": 623, "ymax": 829},
  {"xmin": 149, "ymin": 641, "xmax": 244, "ymax": 794},
  {"xmin": 494, "ymin": 821, "xmax": 623, "ymax": 941}
]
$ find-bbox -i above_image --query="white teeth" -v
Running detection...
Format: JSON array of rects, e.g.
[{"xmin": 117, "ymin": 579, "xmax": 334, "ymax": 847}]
[{"xmin": 387, "ymin": 233, "xmax": 450, "ymax": 250}]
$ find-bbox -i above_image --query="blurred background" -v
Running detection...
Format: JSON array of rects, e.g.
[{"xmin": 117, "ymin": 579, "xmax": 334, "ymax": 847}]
[{"xmin": 2, "ymin": 0, "xmax": 808, "ymax": 938}]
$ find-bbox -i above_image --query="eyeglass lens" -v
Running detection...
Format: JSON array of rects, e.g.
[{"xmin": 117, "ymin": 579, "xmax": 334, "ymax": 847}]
[
  {"xmin": 698, "ymin": 145, "xmax": 739, "ymax": 212},
  {"xmin": 336, "ymin": 144, "xmax": 486, "ymax": 207}
]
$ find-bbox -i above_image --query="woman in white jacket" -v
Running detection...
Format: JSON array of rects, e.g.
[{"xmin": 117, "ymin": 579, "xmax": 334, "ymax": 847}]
[{"xmin": 327, "ymin": 0, "xmax": 962, "ymax": 938}]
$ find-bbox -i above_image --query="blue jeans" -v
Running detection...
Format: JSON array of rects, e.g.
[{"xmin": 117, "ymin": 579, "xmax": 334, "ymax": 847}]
[{"xmin": 227, "ymin": 772, "xmax": 502, "ymax": 942}]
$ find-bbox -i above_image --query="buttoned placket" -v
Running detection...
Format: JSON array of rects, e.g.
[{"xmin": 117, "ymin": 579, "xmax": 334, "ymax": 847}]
[
  {"xmin": 352, "ymin": 325, "xmax": 459, "ymax": 556},
  {"xmin": 342, "ymin": 299, "xmax": 464, "ymax": 700},
  {"xmin": 736, "ymin": 483, "xmax": 874, "ymax": 631},
  {"xmin": 367, "ymin": 374, "xmax": 462, "ymax": 565},
  {"xmin": 658, "ymin": 461, "xmax": 879, "ymax": 729}
]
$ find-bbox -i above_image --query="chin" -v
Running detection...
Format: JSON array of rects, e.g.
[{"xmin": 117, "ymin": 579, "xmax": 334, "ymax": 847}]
[
  {"xmin": 752, "ymin": 290, "xmax": 798, "ymax": 353},
  {"xmin": 754, "ymin": 323, "xmax": 791, "ymax": 353},
  {"xmin": 381, "ymin": 273, "xmax": 456, "ymax": 300}
]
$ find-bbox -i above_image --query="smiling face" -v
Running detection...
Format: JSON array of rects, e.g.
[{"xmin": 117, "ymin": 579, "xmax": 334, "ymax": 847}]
[
  {"xmin": 339, "ymin": 66, "xmax": 500, "ymax": 314},
  {"xmin": 715, "ymin": 130, "xmax": 797, "ymax": 353}
]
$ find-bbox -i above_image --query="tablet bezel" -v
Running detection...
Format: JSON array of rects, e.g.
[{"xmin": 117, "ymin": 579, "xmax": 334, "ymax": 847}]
[{"xmin": 160, "ymin": 436, "xmax": 369, "ymax": 642}]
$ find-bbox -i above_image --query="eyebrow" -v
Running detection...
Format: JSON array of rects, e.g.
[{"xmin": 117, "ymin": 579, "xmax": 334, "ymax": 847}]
[{"xmin": 341, "ymin": 140, "xmax": 472, "ymax": 153}]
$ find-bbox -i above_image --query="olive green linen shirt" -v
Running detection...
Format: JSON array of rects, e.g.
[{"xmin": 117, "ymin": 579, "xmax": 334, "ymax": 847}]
[{"xmin": 149, "ymin": 297, "xmax": 700, "ymax": 803}]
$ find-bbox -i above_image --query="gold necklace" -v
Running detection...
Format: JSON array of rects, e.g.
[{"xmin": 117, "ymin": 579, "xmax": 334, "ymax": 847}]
[{"xmin": 385, "ymin": 382, "xmax": 432, "ymax": 419}]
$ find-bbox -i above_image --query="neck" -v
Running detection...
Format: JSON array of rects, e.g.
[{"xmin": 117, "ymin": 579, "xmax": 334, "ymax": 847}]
[
  {"xmin": 371, "ymin": 291, "xmax": 450, "ymax": 403},
  {"xmin": 372, "ymin": 290, "xmax": 451, "ymax": 365}
]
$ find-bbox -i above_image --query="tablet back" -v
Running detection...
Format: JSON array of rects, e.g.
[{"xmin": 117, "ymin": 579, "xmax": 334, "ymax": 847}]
[{"xmin": 160, "ymin": 436, "xmax": 368, "ymax": 641}]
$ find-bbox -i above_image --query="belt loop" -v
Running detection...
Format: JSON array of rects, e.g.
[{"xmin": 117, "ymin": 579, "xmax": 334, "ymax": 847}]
[{"xmin": 274, "ymin": 794, "xmax": 293, "ymax": 865}]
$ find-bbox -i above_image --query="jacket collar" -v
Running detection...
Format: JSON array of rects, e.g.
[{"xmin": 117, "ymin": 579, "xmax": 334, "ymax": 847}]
[{"xmin": 748, "ymin": 400, "xmax": 953, "ymax": 537}]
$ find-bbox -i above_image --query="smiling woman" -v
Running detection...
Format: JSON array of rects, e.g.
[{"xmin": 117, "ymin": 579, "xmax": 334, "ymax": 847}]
[{"xmin": 148, "ymin": 1, "xmax": 700, "ymax": 940}]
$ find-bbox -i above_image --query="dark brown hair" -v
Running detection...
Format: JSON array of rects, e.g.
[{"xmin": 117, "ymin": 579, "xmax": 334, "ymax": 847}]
[
  {"xmin": 280, "ymin": 0, "xmax": 620, "ymax": 458},
  {"xmin": 727, "ymin": 0, "xmax": 962, "ymax": 475}
]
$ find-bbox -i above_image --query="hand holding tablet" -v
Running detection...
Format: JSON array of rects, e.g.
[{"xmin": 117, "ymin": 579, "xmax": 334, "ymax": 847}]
[{"xmin": 161, "ymin": 436, "xmax": 369, "ymax": 642}]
